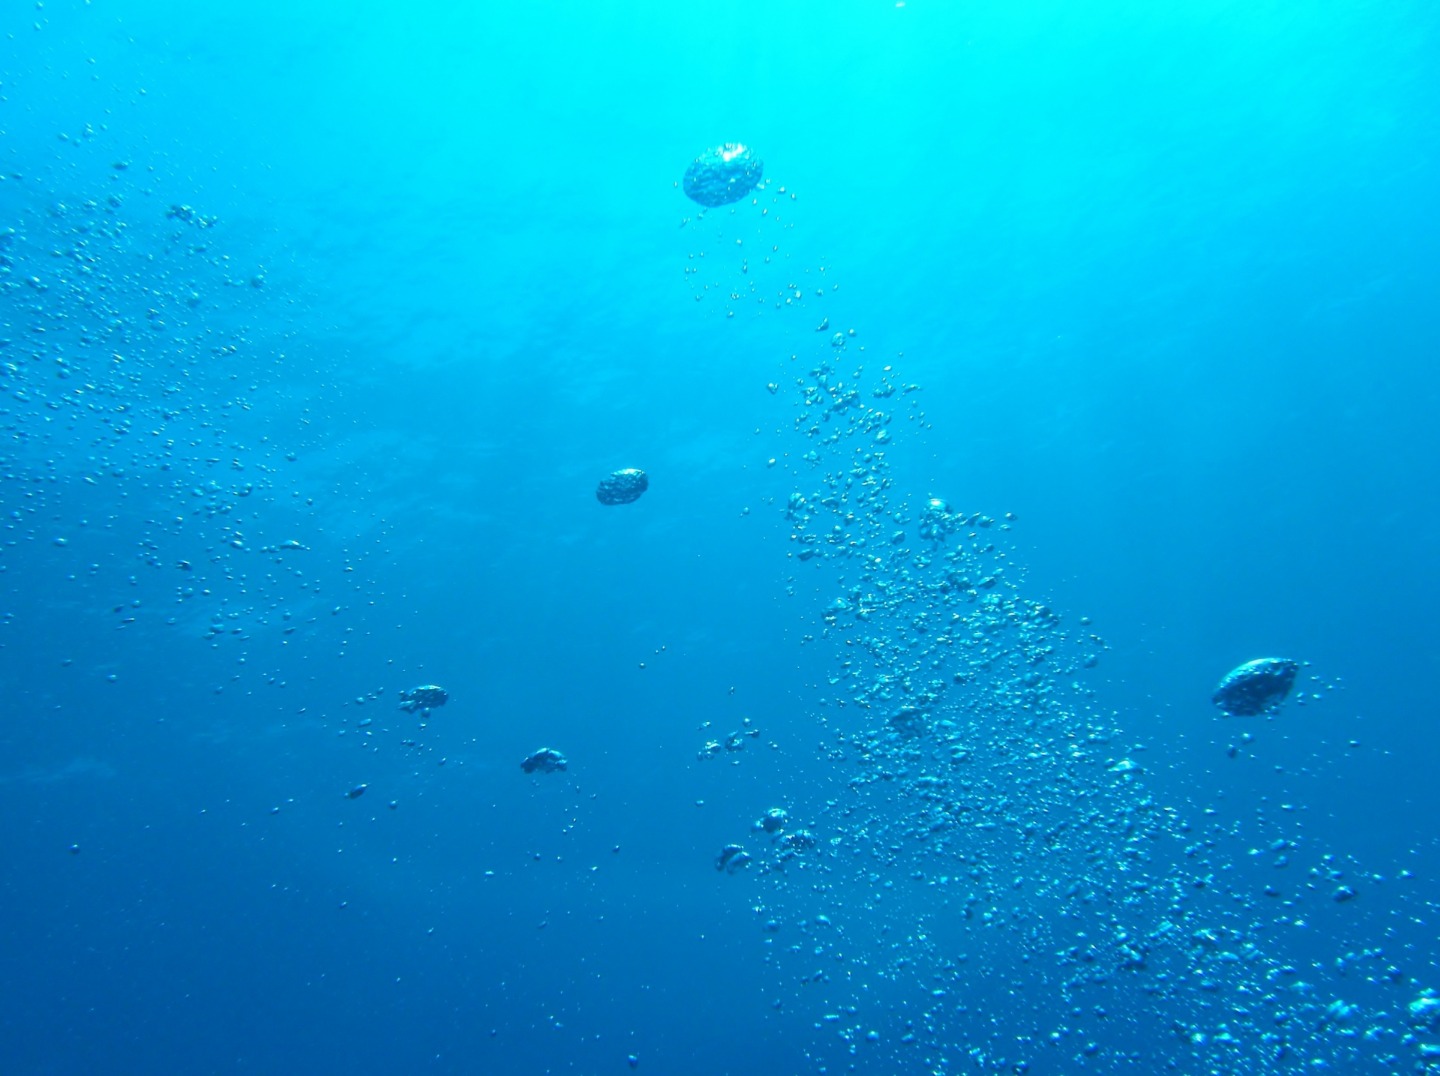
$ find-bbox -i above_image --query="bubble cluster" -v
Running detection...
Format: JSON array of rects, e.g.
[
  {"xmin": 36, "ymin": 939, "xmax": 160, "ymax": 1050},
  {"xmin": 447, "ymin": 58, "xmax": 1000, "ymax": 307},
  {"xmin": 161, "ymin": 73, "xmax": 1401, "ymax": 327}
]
[
  {"xmin": 0, "ymin": 165, "xmax": 348, "ymax": 678},
  {"xmin": 3, "ymin": 110, "xmax": 1430, "ymax": 1072},
  {"xmin": 688, "ymin": 160, "xmax": 1437, "ymax": 1074},
  {"xmin": 677, "ymin": 166, "xmax": 822, "ymax": 320}
]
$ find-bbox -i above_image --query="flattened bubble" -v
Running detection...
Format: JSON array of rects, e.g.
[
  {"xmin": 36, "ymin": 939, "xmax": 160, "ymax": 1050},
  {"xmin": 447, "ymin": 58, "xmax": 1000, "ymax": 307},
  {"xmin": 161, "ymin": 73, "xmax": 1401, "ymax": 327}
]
[
  {"xmin": 1211, "ymin": 657, "xmax": 1300, "ymax": 716},
  {"xmin": 757, "ymin": 807, "xmax": 789, "ymax": 834},
  {"xmin": 398, "ymin": 684, "xmax": 448, "ymax": 713},
  {"xmin": 682, "ymin": 144, "xmax": 764, "ymax": 208},
  {"xmin": 1409, "ymin": 991, "xmax": 1440, "ymax": 1024},
  {"xmin": 596, "ymin": 468, "xmax": 648, "ymax": 506},
  {"xmin": 715, "ymin": 844, "xmax": 751, "ymax": 874},
  {"xmin": 520, "ymin": 747, "xmax": 568, "ymax": 775},
  {"xmin": 776, "ymin": 829, "xmax": 816, "ymax": 855}
]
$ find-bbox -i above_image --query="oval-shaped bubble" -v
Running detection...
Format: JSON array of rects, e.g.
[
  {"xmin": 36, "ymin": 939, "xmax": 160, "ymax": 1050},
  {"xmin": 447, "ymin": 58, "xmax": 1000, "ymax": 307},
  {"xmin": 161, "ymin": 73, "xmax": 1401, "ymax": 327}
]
[
  {"xmin": 1211, "ymin": 657, "xmax": 1300, "ymax": 716},
  {"xmin": 682, "ymin": 144, "xmax": 764, "ymax": 208},
  {"xmin": 596, "ymin": 468, "xmax": 648, "ymax": 506}
]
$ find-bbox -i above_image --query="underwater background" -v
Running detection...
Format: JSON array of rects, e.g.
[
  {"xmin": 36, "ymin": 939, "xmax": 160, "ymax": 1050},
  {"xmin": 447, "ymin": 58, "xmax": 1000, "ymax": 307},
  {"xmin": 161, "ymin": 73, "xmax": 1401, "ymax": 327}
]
[{"xmin": 2, "ymin": 2, "xmax": 1438, "ymax": 1073}]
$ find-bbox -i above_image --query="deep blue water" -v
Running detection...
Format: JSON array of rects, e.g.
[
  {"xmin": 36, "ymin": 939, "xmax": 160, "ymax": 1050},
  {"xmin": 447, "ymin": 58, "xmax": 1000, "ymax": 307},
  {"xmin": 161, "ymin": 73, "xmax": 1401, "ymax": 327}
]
[{"xmin": 2, "ymin": 2, "xmax": 1439, "ymax": 1074}]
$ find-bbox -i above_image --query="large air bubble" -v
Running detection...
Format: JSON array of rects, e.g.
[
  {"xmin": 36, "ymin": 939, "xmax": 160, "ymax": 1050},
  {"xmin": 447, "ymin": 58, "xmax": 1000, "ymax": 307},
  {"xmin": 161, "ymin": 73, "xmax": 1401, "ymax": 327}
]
[
  {"xmin": 681, "ymin": 143, "xmax": 764, "ymax": 207},
  {"xmin": 1211, "ymin": 657, "xmax": 1300, "ymax": 716}
]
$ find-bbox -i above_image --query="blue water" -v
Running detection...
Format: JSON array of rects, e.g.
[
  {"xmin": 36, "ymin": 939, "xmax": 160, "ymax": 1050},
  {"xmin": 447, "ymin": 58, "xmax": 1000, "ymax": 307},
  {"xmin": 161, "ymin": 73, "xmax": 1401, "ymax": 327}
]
[{"xmin": 3, "ymin": 2, "xmax": 1438, "ymax": 1073}]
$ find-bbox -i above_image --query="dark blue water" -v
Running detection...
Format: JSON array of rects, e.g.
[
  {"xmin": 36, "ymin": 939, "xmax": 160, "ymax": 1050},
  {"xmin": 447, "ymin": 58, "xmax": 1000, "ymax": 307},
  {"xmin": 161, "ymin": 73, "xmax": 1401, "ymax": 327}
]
[{"xmin": 3, "ymin": 3, "xmax": 1438, "ymax": 1073}]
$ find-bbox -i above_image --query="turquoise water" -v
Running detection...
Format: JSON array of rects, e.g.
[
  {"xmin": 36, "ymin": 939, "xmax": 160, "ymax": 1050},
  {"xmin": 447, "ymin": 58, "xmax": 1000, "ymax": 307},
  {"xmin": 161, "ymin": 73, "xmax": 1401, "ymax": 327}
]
[{"xmin": 2, "ymin": 2, "xmax": 1438, "ymax": 1073}]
